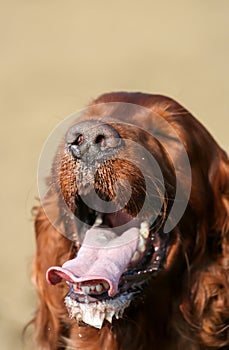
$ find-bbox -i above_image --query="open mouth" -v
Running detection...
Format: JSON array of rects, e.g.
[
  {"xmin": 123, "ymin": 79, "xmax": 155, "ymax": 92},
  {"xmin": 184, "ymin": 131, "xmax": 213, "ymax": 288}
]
[
  {"xmin": 46, "ymin": 120, "xmax": 173, "ymax": 329},
  {"xmin": 46, "ymin": 207, "xmax": 169, "ymax": 328}
]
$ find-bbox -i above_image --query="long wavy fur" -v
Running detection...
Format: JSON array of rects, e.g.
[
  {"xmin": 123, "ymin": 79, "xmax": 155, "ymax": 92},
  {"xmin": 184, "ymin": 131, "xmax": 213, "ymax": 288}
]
[{"xmin": 29, "ymin": 92, "xmax": 229, "ymax": 349}]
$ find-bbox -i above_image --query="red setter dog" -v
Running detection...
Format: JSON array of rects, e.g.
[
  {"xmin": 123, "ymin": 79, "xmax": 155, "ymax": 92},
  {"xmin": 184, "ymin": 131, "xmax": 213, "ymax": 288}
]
[{"xmin": 32, "ymin": 92, "xmax": 229, "ymax": 349}]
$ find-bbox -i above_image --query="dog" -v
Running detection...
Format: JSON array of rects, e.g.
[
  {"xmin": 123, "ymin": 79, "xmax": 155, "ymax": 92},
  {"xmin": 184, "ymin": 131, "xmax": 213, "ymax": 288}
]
[{"xmin": 32, "ymin": 92, "xmax": 229, "ymax": 349}]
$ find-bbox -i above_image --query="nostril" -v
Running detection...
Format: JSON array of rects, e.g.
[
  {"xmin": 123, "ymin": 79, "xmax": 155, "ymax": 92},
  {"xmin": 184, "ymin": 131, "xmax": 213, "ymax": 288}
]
[
  {"xmin": 74, "ymin": 134, "xmax": 84, "ymax": 146},
  {"xmin": 67, "ymin": 134, "xmax": 84, "ymax": 159},
  {"xmin": 95, "ymin": 134, "xmax": 106, "ymax": 147},
  {"xmin": 66, "ymin": 121, "xmax": 122, "ymax": 161},
  {"xmin": 68, "ymin": 134, "xmax": 84, "ymax": 159}
]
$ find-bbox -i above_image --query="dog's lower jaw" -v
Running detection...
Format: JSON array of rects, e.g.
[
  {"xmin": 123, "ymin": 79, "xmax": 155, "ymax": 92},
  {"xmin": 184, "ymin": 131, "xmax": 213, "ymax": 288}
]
[{"xmin": 64, "ymin": 292, "xmax": 134, "ymax": 329}]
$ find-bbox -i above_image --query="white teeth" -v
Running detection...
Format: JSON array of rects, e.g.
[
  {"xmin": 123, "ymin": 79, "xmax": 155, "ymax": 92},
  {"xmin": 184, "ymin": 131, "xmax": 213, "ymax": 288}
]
[
  {"xmin": 103, "ymin": 282, "xmax": 109, "ymax": 290},
  {"xmin": 140, "ymin": 221, "xmax": 150, "ymax": 239},
  {"xmin": 81, "ymin": 286, "xmax": 90, "ymax": 294},
  {"xmin": 72, "ymin": 282, "xmax": 109, "ymax": 294},
  {"xmin": 94, "ymin": 214, "xmax": 103, "ymax": 226},
  {"xmin": 130, "ymin": 222, "xmax": 150, "ymax": 265},
  {"xmin": 138, "ymin": 235, "xmax": 146, "ymax": 252},
  {"xmin": 96, "ymin": 284, "xmax": 103, "ymax": 293},
  {"xmin": 131, "ymin": 251, "xmax": 140, "ymax": 263},
  {"xmin": 73, "ymin": 284, "xmax": 79, "ymax": 292}
]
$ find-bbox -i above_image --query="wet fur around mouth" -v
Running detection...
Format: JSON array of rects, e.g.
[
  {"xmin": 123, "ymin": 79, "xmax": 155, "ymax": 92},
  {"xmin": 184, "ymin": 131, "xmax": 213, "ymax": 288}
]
[{"xmin": 31, "ymin": 92, "xmax": 229, "ymax": 350}]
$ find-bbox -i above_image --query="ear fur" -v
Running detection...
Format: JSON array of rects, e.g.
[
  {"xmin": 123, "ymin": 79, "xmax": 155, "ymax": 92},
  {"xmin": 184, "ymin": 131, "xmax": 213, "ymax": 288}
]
[
  {"xmin": 179, "ymin": 148, "xmax": 229, "ymax": 348},
  {"xmin": 32, "ymin": 205, "xmax": 74, "ymax": 349}
]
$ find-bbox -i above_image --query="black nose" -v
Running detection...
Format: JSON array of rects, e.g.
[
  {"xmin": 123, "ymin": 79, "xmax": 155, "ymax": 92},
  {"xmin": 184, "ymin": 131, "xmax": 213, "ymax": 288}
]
[{"xmin": 65, "ymin": 120, "xmax": 122, "ymax": 162}]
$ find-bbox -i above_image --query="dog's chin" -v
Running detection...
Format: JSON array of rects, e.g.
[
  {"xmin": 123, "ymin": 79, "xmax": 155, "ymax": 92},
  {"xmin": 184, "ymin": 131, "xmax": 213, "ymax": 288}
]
[
  {"xmin": 64, "ymin": 291, "xmax": 135, "ymax": 329},
  {"xmin": 47, "ymin": 206, "xmax": 171, "ymax": 329}
]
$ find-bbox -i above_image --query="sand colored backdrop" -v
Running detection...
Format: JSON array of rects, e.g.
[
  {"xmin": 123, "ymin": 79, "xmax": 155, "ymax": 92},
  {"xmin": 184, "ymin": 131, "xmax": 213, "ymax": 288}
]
[{"xmin": 0, "ymin": 1, "xmax": 228, "ymax": 349}]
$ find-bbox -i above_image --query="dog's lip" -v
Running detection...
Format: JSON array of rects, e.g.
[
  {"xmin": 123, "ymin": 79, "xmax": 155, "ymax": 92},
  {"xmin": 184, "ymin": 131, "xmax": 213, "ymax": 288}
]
[{"xmin": 46, "ymin": 208, "xmax": 167, "ymax": 303}]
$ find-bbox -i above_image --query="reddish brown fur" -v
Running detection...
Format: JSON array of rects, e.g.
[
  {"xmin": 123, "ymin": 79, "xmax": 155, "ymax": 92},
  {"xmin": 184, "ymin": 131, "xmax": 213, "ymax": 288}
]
[{"xmin": 31, "ymin": 92, "xmax": 229, "ymax": 349}]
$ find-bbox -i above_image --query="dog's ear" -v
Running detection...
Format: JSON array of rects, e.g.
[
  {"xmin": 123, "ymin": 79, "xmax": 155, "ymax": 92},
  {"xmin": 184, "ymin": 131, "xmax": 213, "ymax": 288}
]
[
  {"xmin": 210, "ymin": 148, "xmax": 229, "ymax": 260},
  {"xmin": 179, "ymin": 147, "xmax": 229, "ymax": 348},
  {"xmin": 32, "ymin": 203, "xmax": 74, "ymax": 349}
]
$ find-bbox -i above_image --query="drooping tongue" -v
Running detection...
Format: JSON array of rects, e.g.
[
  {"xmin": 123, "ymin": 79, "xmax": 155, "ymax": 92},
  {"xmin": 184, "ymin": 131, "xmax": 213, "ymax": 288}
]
[{"xmin": 46, "ymin": 226, "xmax": 139, "ymax": 297}]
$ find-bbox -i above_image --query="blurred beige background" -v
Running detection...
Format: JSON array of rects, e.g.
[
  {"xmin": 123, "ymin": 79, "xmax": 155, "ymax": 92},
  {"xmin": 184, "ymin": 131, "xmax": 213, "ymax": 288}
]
[{"xmin": 0, "ymin": 1, "xmax": 228, "ymax": 349}]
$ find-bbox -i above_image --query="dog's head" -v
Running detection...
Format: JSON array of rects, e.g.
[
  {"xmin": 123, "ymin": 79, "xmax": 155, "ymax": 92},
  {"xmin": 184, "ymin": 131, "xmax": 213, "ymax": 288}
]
[{"xmin": 35, "ymin": 92, "xmax": 229, "ymax": 347}]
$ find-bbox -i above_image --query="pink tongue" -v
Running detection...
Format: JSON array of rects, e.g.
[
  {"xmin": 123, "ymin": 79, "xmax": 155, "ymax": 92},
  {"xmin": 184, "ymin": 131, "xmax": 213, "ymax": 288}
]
[{"xmin": 46, "ymin": 226, "xmax": 139, "ymax": 297}]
